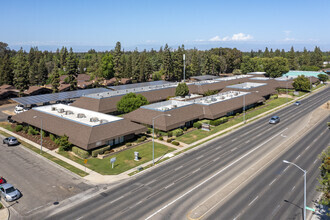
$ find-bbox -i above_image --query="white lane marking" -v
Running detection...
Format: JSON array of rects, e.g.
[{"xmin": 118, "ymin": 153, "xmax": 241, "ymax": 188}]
[
  {"xmin": 232, "ymin": 138, "xmax": 237, "ymax": 142},
  {"xmin": 109, "ymin": 195, "xmax": 124, "ymax": 204},
  {"xmin": 192, "ymin": 168, "xmax": 200, "ymax": 174},
  {"xmin": 281, "ymin": 134, "xmax": 287, "ymax": 138},
  {"xmin": 196, "ymin": 155, "xmax": 204, "ymax": 160},
  {"xmin": 269, "ymin": 179, "xmax": 276, "ymax": 186},
  {"xmin": 231, "ymin": 147, "xmax": 237, "ymax": 152},
  {"xmin": 175, "ymin": 165, "xmax": 183, "ymax": 171},
  {"xmin": 313, "ymin": 159, "xmax": 318, "ymax": 164},
  {"xmin": 306, "ymin": 145, "xmax": 311, "ymax": 150},
  {"xmin": 291, "ymin": 186, "xmax": 296, "ymax": 191},
  {"xmin": 136, "ymin": 200, "xmax": 143, "ymax": 206},
  {"xmin": 296, "ymin": 154, "xmax": 301, "ymax": 159},
  {"xmin": 145, "ymin": 180, "xmax": 155, "ymax": 186},
  {"xmin": 165, "ymin": 183, "xmax": 174, "ymax": 189},
  {"xmin": 283, "ymin": 167, "xmax": 288, "ymax": 172},
  {"xmin": 245, "ymin": 140, "xmax": 250, "ymax": 143},
  {"xmin": 215, "ymin": 146, "xmax": 221, "ymax": 150},
  {"xmin": 213, "ymin": 157, "xmax": 220, "ymax": 162},
  {"xmin": 248, "ymin": 196, "xmax": 259, "ymax": 206},
  {"xmin": 76, "ymin": 217, "xmax": 83, "ymax": 220},
  {"xmin": 145, "ymin": 127, "xmax": 288, "ymax": 220},
  {"xmin": 271, "ymin": 205, "xmax": 281, "ymax": 216}
]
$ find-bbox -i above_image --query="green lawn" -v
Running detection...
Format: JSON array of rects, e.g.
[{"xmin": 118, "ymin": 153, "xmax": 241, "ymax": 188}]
[
  {"xmin": 176, "ymin": 97, "xmax": 292, "ymax": 144},
  {"xmin": 58, "ymin": 142, "xmax": 175, "ymax": 175}
]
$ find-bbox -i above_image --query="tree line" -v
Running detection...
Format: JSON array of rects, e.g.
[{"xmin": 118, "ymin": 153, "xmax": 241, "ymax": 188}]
[{"xmin": 0, "ymin": 41, "xmax": 329, "ymax": 94}]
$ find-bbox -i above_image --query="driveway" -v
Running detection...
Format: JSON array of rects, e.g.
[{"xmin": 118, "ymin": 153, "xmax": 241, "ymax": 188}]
[
  {"xmin": 0, "ymin": 104, "xmax": 15, "ymax": 122},
  {"xmin": 0, "ymin": 135, "xmax": 91, "ymax": 218}
]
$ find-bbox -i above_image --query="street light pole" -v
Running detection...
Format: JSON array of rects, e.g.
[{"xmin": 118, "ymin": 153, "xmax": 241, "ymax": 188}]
[
  {"xmin": 283, "ymin": 160, "xmax": 307, "ymax": 220},
  {"xmin": 152, "ymin": 114, "xmax": 171, "ymax": 165},
  {"xmin": 183, "ymin": 54, "xmax": 186, "ymax": 82},
  {"xmin": 33, "ymin": 116, "xmax": 43, "ymax": 154}
]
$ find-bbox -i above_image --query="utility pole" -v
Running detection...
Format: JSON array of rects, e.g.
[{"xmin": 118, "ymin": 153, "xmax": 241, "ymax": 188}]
[{"xmin": 183, "ymin": 54, "xmax": 186, "ymax": 82}]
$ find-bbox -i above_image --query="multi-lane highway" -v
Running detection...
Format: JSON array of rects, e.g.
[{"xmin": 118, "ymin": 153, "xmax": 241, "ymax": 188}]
[
  {"xmin": 43, "ymin": 87, "xmax": 329, "ymax": 220},
  {"xmin": 205, "ymin": 117, "xmax": 329, "ymax": 219}
]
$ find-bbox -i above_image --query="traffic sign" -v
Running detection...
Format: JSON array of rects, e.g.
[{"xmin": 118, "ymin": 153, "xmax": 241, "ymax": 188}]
[
  {"xmin": 84, "ymin": 159, "xmax": 88, "ymax": 164},
  {"xmin": 110, "ymin": 157, "xmax": 116, "ymax": 169}
]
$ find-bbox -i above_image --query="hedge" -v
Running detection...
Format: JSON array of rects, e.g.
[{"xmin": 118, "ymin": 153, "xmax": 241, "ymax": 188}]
[
  {"xmin": 158, "ymin": 136, "xmax": 163, "ymax": 140},
  {"xmin": 210, "ymin": 117, "xmax": 228, "ymax": 126},
  {"xmin": 172, "ymin": 128, "xmax": 183, "ymax": 137},
  {"xmin": 193, "ymin": 122, "xmax": 202, "ymax": 129},
  {"xmin": 15, "ymin": 125, "xmax": 23, "ymax": 132},
  {"xmin": 91, "ymin": 145, "xmax": 111, "ymax": 157},
  {"xmin": 172, "ymin": 141, "xmax": 180, "ymax": 146},
  {"xmin": 72, "ymin": 146, "xmax": 89, "ymax": 159}
]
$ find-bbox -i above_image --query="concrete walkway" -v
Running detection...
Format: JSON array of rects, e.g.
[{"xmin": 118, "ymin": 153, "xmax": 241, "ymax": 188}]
[
  {"xmin": 0, "ymin": 205, "xmax": 9, "ymax": 220},
  {"xmin": 0, "ymin": 85, "xmax": 327, "ymax": 185}
]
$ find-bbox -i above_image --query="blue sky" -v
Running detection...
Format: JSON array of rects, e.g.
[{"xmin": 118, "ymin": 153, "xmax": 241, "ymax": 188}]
[{"xmin": 1, "ymin": 0, "xmax": 329, "ymax": 51}]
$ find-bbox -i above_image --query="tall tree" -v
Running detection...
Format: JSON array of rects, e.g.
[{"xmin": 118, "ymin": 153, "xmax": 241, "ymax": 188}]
[
  {"xmin": 113, "ymin": 41, "xmax": 123, "ymax": 78},
  {"xmin": 274, "ymin": 49, "xmax": 281, "ymax": 57},
  {"xmin": 190, "ymin": 49, "xmax": 200, "ymax": 76},
  {"xmin": 0, "ymin": 52, "xmax": 14, "ymax": 85},
  {"xmin": 172, "ymin": 45, "xmax": 184, "ymax": 81},
  {"xmin": 60, "ymin": 46, "xmax": 68, "ymax": 68},
  {"xmin": 66, "ymin": 48, "xmax": 78, "ymax": 90},
  {"xmin": 301, "ymin": 47, "xmax": 310, "ymax": 66},
  {"xmin": 264, "ymin": 47, "xmax": 270, "ymax": 58},
  {"xmin": 202, "ymin": 54, "xmax": 212, "ymax": 75},
  {"xmin": 311, "ymin": 46, "xmax": 323, "ymax": 68},
  {"xmin": 163, "ymin": 44, "xmax": 173, "ymax": 80},
  {"xmin": 101, "ymin": 53, "xmax": 114, "ymax": 79},
  {"xmin": 218, "ymin": 56, "xmax": 227, "ymax": 73},
  {"xmin": 13, "ymin": 49, "xmax": 29, "ymax": 94},
  {"xmin": 29, "ymin": 60, "xmax": 39, "ymax": 85},
  {"xmin": 287, "ymin": 46, "xmax": 298, "ymax": 70},
  {"xmin": 51, "ymin": 67, "xmax": 60, "ymax": 93},
  {"xmin": 37, "ymin": 57, "xmax": 48, "ymax": 85}
]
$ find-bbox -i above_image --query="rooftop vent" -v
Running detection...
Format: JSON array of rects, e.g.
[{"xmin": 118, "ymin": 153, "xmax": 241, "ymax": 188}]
[
  {"xmin": 90, "ymin": 117, "xmax": 99, "ymax": 122},
  {"xmin": 57, "ymin": 108, "xmax": 64, "ymax": 113},
  {"xmin": 51, "ymin": 107, "xmax": 56, "ymax": 111},
  {"xmin": 65, "ymin": 110, "xmax": 74, "ymax": 115},
  {"xmin": 100, "ymin": 119, "xmax": 108, "ymax": 124},
  {"xmin": 77, "ymin": 113, "xmax": 86, "ymax": 118},
  {"xmin": 221, "ymin": 96, "xmax": 225, "ymax": 100},
  {"xmin": 211, "ymin": 97, "xmax": 217, "ymax": 102}
]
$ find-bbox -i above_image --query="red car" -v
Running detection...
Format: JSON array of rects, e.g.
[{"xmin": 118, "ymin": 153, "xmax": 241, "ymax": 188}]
[{"xmin": 0, "ymin": 177, "xmax": 5, "ymax": 185}]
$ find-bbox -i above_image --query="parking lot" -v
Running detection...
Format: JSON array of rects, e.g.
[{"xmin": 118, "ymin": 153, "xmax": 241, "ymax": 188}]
[{"xmin": 0, "ymin": 135, "xmax": 91, "ymax": 217}]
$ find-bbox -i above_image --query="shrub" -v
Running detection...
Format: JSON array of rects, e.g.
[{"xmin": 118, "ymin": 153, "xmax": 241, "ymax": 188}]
[
  {"xmin": 193, "ymin": 122, "xmax": 202, "ymax": 129},
  {"xmin": 57, "ymin": 135, "xmax": 72, "ymax": 151},
  {"xmin": 172, "ymin": 141, "xmax": 180, "ymax": 146},
  {"xmin": 158, "ymin": 136, "xmax": 163, "ymax": 140},
  {"xmin": 28, "ymin": 126, "xmax": 38, "ymax": 135},
  {"xmin": 15, "ymin": 125, "xmax": 23, "ymax": 132},
  {"xmin": 72, "ymin": 146, "xmax": 89, "ymax": 159},
  {"xmin": 0, "ymin": 202, "xmax": 3, "ymax": 209},
  {"xmin": 167, "ymin": 131, "xmax": 172, "ymax": 137},
  {"xmin": 41, "ymin": 130, "xmax": 47, "ymax": 137},
  {"xmin": 167, "ymin": 138, "xmax": 172, "ymax": 143},
  {"xmin": 146, "ymin": 128, "xmax": 152, "ymax": 134},
  {"xmin": 50, "ymin": 134, "xmax": 56, "ymax": 141},
  {"xmin": 91, "ymin": 145, "xmax": 111, "ymax": 157},
  {"xmin": 126, "ymin": 143, "xmax": 132, "ymax": 147},
  {"xmin": 22, "ymin": 126, "xmax": 28, "ymax": 133},
  {"xmin": 183, "ymin": 127, "xmax": 187, "ymax": 131},
  {"xmin": 172, "ymin": 128, "xmax": 183, "ymax": 137},
  {"xmin": 140, "ymin": 136, "xmax": 147, "ymax": 141}
]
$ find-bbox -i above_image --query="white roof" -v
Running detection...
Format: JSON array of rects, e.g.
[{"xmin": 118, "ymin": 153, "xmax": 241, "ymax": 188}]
[
  {"xmin": 142, "ymin": 100, "xmax": 193, "ymax": 112},
  {"xmin": 34, "ymin": 104, "xmax": 122, "ymax": 127},
  {"xmin": 226, "ymin": 82, "xmax": 267, "ymax": 89},
  {"xmin": 193, "ymin": 91, "xmax": 249, "ymax": 105}
]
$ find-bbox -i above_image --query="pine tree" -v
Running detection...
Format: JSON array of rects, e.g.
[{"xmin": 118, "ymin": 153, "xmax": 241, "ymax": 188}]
[
  {"xmin": 163, "ymin": 44, "xmax": 173, "ymax": 80},
  {"xmin": 113, "ymin": 41, "xmax": 123, "ymax": 78},
  {"xmin": 0, "ymin": 52, "xmax": 14, "ymax": 85},
  {"xmin": 281, "ymin": 49, "xmax": 286, "ymax": 58},
  {"xmin": 29, "ymin": 60, "xmax": 39, "ymax": 85},
  {"xmin": 13, "ymin": 49, "xmax": 29, "ymax": 94},
  {"xmin": 66, "ymin": 48, "xmax": 78, "ymax": 90},
  {"xmin": 190, "ymin": 49, "xmax": 200, "ymax": 76},
  {"xmin": 172, "ymin": 46, "xmax": 184, "ymax": 81},
  {"xmin": 202, "ymin": 54, "xmax": 212, "ymax": 75},
  {"xmin": 101, "ymin": 53, "xmax": 114, "ymax": 79},
  {"xmin": 274, "ymin": 49, "xmax": 281, "ymax": 57},
  {"xmin": 269, "ymin": 48, "xmax": 274, "ymax": 58},
  {"xmin": 301, "ymin": 47, "xmax": 310, "ymax": 66},
  {"xmin": 51, "ymin": 67, "xmax": 60, "ymax": 93},
  {"xmin": 60, "ymin": 47, "xmax": 68, "ymax": 68},
  {"xmin": 126, "ymin": 55, "xmax": 133, "ymax": 78},
  {"xmin": 311, "ymin": 46, "xmax": 323, "ymax": 68},
  {"xmin": 37, "ymin": 57, "xmax": 48, "ymax": 85},
  {"xmin": 287, "ymin": 46, "xmax": 298, "ymax": 70},
  {"xmin": 264, "ymin": 47, "xmax": 270, "ymax": 58}
]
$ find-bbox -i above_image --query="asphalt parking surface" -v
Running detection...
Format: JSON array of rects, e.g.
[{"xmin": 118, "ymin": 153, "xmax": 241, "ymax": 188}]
[{"xmin": 0, "ymin": 135, "xmax": 91, "ymax": 217}]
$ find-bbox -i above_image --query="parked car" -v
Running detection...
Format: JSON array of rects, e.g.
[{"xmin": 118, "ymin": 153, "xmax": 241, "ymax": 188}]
[
  {"xmin": 14, "ymin": 109, "xmax": 24, "ymax": 114},
  {"xmin": 0, "ymin": 177, "xmax": 6, "ymax": 185},
  {"xmin": 3, "ymin": 136, "xmax": 19, "ymax": 146},
  {"xmin": 15, "ymin": 104, "xmax": 24, "ymax": 111},
  {"xmin": 7, "ymin": 116, "xmax": 14, "ymax": 123},
  {"xmin": 269, "ymin": 116, "xmax": 280, "ymax": 124},
  {"xmin": 294, "ymin": 101, "xmax": 301, "ymax": 106},
  {"xmin": 0, "ymin": 183, "xmax": 21, "ymax": 202}
]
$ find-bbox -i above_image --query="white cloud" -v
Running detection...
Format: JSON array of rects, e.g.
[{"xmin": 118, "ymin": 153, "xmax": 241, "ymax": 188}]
[
  {"xmin": 283, "ymin": 37, "xmax": 296, "ymax": 41},
  {"xmin": 208, "ymin": 33, "xmax": 253, "ymax": 42},
  {"xmin": 283, "ymin": 30, "xmax": 291, "ymax": 36}
]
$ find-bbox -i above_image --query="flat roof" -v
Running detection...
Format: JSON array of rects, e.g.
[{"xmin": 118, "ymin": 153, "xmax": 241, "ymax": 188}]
[
  {"xmin": 108, "ymin": 80, "xmax": 170, "ymax": 90},
  {"xmin": 248, "ymin": 72, "xmax": 266, "ymax": 75},
  {"xmin": 87, "ymin": 82, "xmax": 178, "ymax": 99},
  {"xmin": 12, "ymin": 88, "xmax": 109, "ymax": 105},
  {"xmin": 190, "ymin": 75, "xmax": 219, "ymax": 81},
  {"xmin": 34, "ymin": 104, "xmax": 122, "ymax": 127},
  {"xmin": 192, "ymin": 91, "xmax": 249, "ymax": 105},
  {"xmin": 141, "ymin": 100, "xmax": 193, "ymax": 112},
  {"xmin": 250, "ymin": 77, "xmax": 271, "ymax": 81},
  {"xmin": 214, "ymin": 75, "xmax": 253, "ymax": 81},
  {"xmin": 284, "ymin": 71, "xmax": 321, "ymax": 78},
  {"xmin": 226, "ymin": 82, "xmax": 267, "ymax": 89},
  {"xmin": 275, "ymin": 76, "xmax": 297, "ymax": 81},
  {"xmin": 169, "ymin": 94, "xmax": 203, "ymax": 101}
]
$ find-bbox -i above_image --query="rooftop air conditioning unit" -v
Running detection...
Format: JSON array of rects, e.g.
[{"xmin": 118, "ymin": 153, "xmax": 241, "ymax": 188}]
[
  {"xmin": 234, "ymin": 92, "xmax": 238, "ymax": 96},
  {"xmin": 51, "ymin": 107, "xmax": 56, "ymax": 111},
  {"xmin": 65, "ymin": 110, "xmax": 73, "ymax": 115},
  {"xmin": 100, "ymin": 119, "xmax": 108, "ymax": 124},
  {"xmin": 221, "ymin": 96, "xmax": 225, "ymax": 100},
  {"xmin": 211, "ymin": 98, "xmax": 217, "ymax": 102},
  {"xmin": 90, "ymin": 117, "xmax": 99, "ymax": 122},
  {"xmin": 172, "ymin": 105, "xmax": 177, "ymax": 108},
  {"xmin": 77, "ymin": 113, "xmax": 86, "ymax": 118},
  {"xmin": 57, "ymin": 108, "xmax": 64, "ymax": 113}
]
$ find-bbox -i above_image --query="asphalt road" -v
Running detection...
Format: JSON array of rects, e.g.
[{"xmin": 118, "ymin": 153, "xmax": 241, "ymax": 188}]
[
  {"xmin": 0, "ymin": 104, "xmax": 15, "ymax": 121},
  {"xmin": 205, "ymin": 117, "xmax": 329, "ymax": 220},
  {"xmin": 0, "ymin": 136, "xmax": 91, "ymax": 218},
  {"xmin": 44, "ymin": 87, "xmax": 329, "ymax": 220}
]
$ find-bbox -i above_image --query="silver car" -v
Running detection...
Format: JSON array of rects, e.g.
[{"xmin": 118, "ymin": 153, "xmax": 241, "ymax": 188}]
[
  {"xmin": 0, "ymin": 183, "xmax": 21, "ymax": 202},
  {"xmin": 3, "ymin": 136, "xmax": 19, "ymax": 146},
  {"xmin": 269, "ymin": 116, "xmax": 280, "ymax": 124}
]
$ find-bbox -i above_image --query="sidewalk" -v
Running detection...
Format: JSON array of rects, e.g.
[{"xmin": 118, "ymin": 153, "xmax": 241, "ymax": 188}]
[
  {"xmin": 0, "ymin": 85, "xmax": 327, "ymax": 185},
  {"xmin": 0, "ymin": 204, "xmax": 9, "ymax": 220}
]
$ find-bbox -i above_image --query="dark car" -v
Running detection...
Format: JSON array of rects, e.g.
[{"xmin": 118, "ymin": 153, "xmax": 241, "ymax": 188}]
[
  {"xmin": 269, "ymin": 116, "xmax": 280, "ymax": 124},
  {"xmin": 3, "ymin": 136, "xmax": 19, "ymax": 146},
  {"xmin": 7, "ymin": 115, "xmax": 14, "ymax": 123}
]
